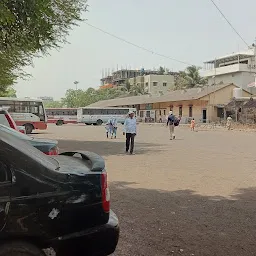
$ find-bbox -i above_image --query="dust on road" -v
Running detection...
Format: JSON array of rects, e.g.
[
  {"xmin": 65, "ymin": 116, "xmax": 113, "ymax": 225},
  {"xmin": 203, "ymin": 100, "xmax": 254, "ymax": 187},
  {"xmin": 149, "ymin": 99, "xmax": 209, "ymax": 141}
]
[{"xmin": 35, "ymin": 124, "xmax": 256, "ymax": 256}]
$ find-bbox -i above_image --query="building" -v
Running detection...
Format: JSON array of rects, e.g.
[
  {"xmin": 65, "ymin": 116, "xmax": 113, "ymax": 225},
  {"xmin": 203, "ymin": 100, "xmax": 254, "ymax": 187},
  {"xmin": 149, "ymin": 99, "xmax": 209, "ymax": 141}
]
[
  {"xmin": 100, "ymin": 68, "xmax": 178, "ymax": 93},
  {"xmin": 203, "ymin": 45, "xmax": 256, "ymax": 92},
  {"xmin": 129, "ymin": 74, "xmax": 175, "ymax": 95},
  {"xmin": 88, "ymin": 84, "xmax": 251, "ymax": 123}
]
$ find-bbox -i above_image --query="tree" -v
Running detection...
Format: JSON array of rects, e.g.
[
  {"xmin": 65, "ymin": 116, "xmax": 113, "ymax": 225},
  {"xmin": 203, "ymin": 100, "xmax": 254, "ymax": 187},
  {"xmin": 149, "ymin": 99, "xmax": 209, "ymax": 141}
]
[
  {"xmin": 174, "ymin": 65, "xmax": 207, "ymax": 90},
  {"xmin": 158, "ymin": 66, "xmax": 165, "ymax": 75},
  {"xmin": 44, "ymin": 101, "xmax": 64, "ymax": 108},
  {"xmin": 183, "ymin": 66, "xmax": 207, "ymax": 88},
  {"xmin": 0, "ymin": 0, "xmax": 88, "ymax": 91},
  {"xmin": 130, "ymin": 84, "xmax": 148, "ymax": 96},
  {"xmin": 0, "ymin": 87, "xmax": 17, "ymax": 97},
  {"xmin": 62, "ymin": 87, "xmax": 124, "ymax": 108}
]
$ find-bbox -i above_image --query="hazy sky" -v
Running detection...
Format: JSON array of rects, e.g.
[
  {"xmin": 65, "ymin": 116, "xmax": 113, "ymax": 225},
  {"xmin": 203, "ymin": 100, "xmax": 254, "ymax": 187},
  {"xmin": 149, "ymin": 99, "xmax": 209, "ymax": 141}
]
[{"xmin": 16, "ymin": 0, "xmax": 256, "ymax": 99}]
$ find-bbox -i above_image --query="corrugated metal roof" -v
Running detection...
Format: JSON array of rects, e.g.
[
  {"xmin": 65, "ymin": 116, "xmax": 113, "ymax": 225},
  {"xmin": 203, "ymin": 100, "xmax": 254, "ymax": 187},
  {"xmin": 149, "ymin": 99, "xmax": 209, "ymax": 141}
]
[
  {"xmin": 243, "ymin": 99, "xmax": 256, "ymax": 108},
  {"xmin": 87, "ymin": 83, "xmax": 238, "ymax": 108}
]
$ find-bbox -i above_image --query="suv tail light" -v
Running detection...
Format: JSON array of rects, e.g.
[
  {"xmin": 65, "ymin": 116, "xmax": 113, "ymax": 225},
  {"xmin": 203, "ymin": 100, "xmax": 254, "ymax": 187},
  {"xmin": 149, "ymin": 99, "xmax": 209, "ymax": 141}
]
[
  {"xmin": 45, "ymin": 146, "xmax": 59, "ymax": 155},
  {"xmin": 101, "ymin": 172, "xmax": 110, "ymax": 213},
  {"xmin": 5, "ymin": 114, "xmax": 16, "ymax": 130}
]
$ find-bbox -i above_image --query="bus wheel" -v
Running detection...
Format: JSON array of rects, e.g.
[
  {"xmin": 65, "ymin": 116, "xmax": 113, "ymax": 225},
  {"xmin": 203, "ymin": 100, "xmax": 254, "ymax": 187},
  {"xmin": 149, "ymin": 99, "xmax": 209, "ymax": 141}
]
[
  {"xmin": 56, "ymin": 120, "xmax": 64, "ymax": 126},
  {"xmin": 24, "ymin": 124, "xmax": 33, "ymax": 134},
  {"xmin": 96, "ymin": 119, "xmax": 103, "ymax": 126}
]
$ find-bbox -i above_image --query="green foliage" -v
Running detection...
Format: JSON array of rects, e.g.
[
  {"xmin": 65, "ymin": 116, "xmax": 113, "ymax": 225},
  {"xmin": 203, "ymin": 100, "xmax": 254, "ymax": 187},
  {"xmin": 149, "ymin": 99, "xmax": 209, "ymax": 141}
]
[
  {"xmin": 174, "ymin": 65, "xmax": 207, "ymax": 90},
  {"xmin": 62, "ymin": 87, "xmax": 124, "ymax": 108},
  {"xmin": 130, "ymin": 84, "xmax": 147, "ymax": 96},
  {"xmin": 158, "ymin": 66, "xmax": 165, "ymax": 75},
  {"xmin": 44, "ymin": 100, "xmax": 65, "ymax": 108},
  {"xmin": 0, "ymin": 0, "xmax": 88, "ymax": 92},
  {"xmin": 0, "ymin": 87, "xmax": 17, "ymax": 97}
]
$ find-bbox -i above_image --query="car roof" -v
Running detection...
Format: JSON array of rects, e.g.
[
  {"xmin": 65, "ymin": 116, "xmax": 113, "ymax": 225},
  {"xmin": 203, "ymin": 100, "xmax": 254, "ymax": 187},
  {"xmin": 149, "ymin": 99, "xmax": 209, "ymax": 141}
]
[{"xmin": 0, "ymin": 128, "xmax": 58, "ymax": 170}]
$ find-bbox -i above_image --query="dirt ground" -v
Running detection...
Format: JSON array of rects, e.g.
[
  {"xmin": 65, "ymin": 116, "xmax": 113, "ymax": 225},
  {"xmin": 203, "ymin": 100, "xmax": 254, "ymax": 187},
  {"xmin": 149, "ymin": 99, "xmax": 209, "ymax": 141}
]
[{"xmin": 35, "ymin": 124, "xmax": 256, "ymax": 256}]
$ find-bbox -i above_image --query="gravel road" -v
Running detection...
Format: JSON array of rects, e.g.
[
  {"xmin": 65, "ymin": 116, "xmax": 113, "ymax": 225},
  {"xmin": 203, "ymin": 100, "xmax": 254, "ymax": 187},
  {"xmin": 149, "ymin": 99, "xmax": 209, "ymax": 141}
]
[{"xmin": 35, "ymin": 124, "xmax": 256, "ymax": 256}]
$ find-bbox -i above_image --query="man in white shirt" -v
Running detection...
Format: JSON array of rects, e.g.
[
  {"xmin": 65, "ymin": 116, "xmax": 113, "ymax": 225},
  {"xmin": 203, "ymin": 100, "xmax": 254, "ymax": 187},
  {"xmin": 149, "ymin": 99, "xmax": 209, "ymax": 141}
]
[{"xmin": 123, "ymin": 111, "xmax": 137, "ymax": 154}]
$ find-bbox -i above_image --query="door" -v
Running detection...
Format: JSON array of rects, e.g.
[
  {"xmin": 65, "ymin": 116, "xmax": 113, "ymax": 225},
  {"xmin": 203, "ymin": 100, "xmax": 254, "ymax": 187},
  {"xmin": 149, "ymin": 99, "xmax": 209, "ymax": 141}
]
[
  {"xmin": 202, "ymin": 109, "xmax": 207, "ymax": 123},
  {"xmin": 0, "ymin": 158, "xmax": 12, "ymax": 230}
]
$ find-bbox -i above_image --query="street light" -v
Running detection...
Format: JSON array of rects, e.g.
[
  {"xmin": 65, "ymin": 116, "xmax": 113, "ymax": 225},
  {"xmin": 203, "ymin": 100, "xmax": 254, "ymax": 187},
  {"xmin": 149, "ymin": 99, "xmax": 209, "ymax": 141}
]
[
  {"xmin": 74, "ymin": 81, "xmax": 79, "ymax": 91},
  {"xmin": 74, "ymin": 81, "xmax": 79, "ymax": 107}
]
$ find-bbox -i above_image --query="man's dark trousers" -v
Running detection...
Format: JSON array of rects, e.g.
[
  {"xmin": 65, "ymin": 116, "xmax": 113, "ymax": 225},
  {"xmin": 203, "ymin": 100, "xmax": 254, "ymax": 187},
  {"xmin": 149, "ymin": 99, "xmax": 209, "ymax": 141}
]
[{"xmin": 126, "ymin": 133, "xmax": 135, "ymax": 153}]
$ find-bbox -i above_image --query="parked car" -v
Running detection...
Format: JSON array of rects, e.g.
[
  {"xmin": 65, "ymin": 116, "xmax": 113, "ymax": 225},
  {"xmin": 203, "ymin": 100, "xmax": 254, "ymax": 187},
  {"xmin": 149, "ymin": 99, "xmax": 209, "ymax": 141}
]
[
  {"xmin": 0, "ymin": 124, "xmax": 59, "ymax": 155},
  {"xmin": 0, "ymin": 108, "xmax": 25, "ymax": 134},
  {"xmin": 0, "ymin": 128, "xmax": 119, "ymax": 256}
]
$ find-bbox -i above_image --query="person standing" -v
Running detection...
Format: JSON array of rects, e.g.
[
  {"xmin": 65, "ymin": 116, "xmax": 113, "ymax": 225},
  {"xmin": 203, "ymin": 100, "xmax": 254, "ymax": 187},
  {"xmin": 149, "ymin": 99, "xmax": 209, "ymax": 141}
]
[
  {"xmin": 111, "ymin": 117, "xmax": 118, "ymax": 139},
  {"xmin": 190, "ymin": 118, "xmax": 195, "ymax": 131},
  {"xmin": 226, "ymin": 115, "xmax": 232, "ymax": 130},
  {"xmin": 167, "ymin": 111, "xmax": 176, "ymax": 140},
  {"xmin": 123, "ymin": 111, "xmax": 137, "ymax": 154}
]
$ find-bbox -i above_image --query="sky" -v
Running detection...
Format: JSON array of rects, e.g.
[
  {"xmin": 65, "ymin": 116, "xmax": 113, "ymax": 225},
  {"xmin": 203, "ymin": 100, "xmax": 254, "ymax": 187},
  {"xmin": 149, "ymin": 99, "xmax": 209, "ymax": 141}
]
[{"xmin": 16, "ymin": 0, "xmax": 256, "ymax": 100}]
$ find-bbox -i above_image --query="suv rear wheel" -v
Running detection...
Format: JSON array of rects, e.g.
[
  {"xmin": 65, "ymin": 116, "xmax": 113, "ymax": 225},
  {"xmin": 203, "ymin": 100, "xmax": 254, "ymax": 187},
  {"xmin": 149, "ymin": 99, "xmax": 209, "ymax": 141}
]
[
  {"xmin": 0, "ymin": 241, "xmax": 45, "ymax": 256},
  {"xmin": 24, "ymin": 123, "xmax": 34, "ymax": 134}
]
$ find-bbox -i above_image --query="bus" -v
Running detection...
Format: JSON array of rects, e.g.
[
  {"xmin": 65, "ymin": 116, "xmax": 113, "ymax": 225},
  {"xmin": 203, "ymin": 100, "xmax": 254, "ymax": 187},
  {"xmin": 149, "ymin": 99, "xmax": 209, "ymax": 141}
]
[
  {"xmin": 46, "ymin": 108, "xmax": 77, "ymax": 125},
  {"xmin": 0, "ymin": 97, "xmax": 47, "ymax": 134},
  {"xmin": 77, "ymin": 107, "xmax": 136, "ymax": 125}
]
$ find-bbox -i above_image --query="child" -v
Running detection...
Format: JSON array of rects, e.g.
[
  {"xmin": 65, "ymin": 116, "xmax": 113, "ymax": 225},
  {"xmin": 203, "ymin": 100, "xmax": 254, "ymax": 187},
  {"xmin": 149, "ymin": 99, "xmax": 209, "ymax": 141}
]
[
  {"xmin": 105, "ymin": 122, "xmax": 110, "ymax": 138},
  {"xmin": 190, "ymin": 118, "xmax": 195, "ymax": 131}
]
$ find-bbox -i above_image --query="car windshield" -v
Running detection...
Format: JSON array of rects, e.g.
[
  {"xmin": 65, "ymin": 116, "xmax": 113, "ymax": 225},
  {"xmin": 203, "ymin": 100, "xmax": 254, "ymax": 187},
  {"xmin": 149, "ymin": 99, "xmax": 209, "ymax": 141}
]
[
  {"xmin": 0, "ymin": 127, "xmax": 59, "ymax": 170},
  {"xmin": 0, "ymin": 124, "xmax": 33, "ymax": 140}
]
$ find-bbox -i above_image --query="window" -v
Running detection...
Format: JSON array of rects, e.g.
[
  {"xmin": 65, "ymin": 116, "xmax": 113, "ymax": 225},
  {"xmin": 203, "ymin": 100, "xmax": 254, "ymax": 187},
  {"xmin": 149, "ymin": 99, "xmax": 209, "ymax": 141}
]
[
  {"xmin": 0, "ymin": 114, "xmax": 10, "ymax": 127},
  {"xmin": 140, "ymin": 111, "xmax": 144, "ymax": 118},
  {"xmin": 163, "ymin": 82, "xmax": 167, "ymax": 87},
  {"xmin": 145, "ymin": 82, "xmax": 148, "ymax": 87},
  {"xmin": 164, "ymin": 110, "xmax": 166, "ymax": 115},
  {"xmin": 189, "ymin": 106, "xmax": 193, "ymax": 117},
  {"xmin": 179, "ymin": 106, "xmax": 182, "ymax": 116},
  {"xmin": 153, "ymin": 82, "xmax": 158, "ymax": 86},
  {"xmin": 159, "ymin": 110, "xmax": 162, "ymax": 116}
]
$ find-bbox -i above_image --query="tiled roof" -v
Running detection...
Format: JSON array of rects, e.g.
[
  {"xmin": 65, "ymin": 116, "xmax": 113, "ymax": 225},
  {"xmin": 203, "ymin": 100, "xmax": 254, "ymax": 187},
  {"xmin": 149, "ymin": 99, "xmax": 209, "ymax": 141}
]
[{"xmin": 87, "ymin": 83, "xmax": 237, "ymax": 107}]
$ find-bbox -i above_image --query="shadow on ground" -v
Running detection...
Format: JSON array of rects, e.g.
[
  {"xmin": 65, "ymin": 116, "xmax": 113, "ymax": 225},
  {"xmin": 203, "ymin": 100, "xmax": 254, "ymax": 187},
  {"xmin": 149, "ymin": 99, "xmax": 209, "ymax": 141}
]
[
  {"xmin": 110, "ymin": 182, "xmax": 256, "ymax": 256},
  {"xmin": 57, "ymin": 140, "xmax": 163, "ymax": 156}
]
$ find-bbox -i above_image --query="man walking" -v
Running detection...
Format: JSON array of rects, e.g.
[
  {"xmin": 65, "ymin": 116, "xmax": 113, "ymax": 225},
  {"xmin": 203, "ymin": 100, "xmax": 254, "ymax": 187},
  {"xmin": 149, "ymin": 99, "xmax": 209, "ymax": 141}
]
[
  {"xmin": 167, "ymin": 111, "xmax": 176, "ymax": 140},
  {"xmin": 123, "ymin": 111, "xmax": 137, "ymax": 154}
]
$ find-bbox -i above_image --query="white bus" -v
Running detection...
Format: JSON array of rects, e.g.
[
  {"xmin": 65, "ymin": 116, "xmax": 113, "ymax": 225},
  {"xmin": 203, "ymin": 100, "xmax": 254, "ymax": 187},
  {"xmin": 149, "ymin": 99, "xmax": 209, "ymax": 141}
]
[
  {"xmin": 46, "ymin": 108, "xmax": 77, "ymax": 126},
  {"xmin": 0, "ymin": 97, "xmax": 47, "ymax": 134},
  {"xmin": 77, "ymin": 107, "xmax": 136, "ymax": 125}
]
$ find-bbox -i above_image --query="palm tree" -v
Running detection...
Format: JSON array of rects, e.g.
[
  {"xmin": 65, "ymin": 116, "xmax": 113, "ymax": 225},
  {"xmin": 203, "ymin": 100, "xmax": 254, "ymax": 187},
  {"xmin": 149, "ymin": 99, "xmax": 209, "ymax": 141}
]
[
  {"xmin": 130, "ymin": 84, "xmax": 147, "ymax": 96},
  {"xmin": 174, "ymin": 66, "xmax": 207, "ymax": 90},
  {"xmin": 183, "ymin": 65, "xmax": 207, "ymax": 88}
]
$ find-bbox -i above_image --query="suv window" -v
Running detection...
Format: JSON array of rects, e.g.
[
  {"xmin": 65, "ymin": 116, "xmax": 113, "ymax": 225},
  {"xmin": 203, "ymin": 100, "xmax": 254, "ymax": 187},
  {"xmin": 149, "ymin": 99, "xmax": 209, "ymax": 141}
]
[{"xmin": 0, "ymin": 114, "xmax": 10, "ymax": 127}]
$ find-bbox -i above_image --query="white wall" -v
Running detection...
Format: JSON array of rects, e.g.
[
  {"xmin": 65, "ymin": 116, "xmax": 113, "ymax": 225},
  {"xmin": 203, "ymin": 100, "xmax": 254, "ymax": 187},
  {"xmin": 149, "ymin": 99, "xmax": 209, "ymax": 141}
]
[
  {"xmin": 146, "ymin": 75, "xmax": 175, "ymax": 95},
  {"xmin": 207, "ymin": 72, "xmax": 256, "ymax": 93}
]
